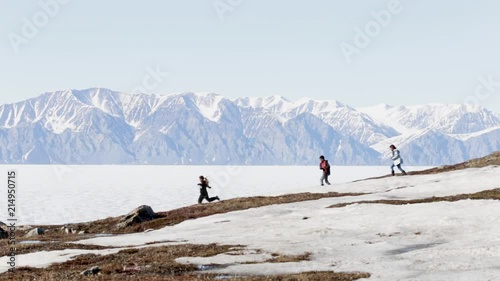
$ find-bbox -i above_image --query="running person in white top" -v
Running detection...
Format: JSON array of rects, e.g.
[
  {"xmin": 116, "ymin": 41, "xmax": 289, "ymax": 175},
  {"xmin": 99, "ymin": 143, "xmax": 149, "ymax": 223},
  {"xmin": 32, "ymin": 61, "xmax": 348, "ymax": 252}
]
[{"xmin": 390, "ymin": 145, "xmax": 407, "ymax": 176}]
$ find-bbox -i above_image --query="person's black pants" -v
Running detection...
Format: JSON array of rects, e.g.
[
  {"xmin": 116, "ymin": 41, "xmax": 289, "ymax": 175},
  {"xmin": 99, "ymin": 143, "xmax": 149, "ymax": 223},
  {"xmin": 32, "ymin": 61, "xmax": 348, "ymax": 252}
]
[
  {"xmin": 198, "ymin": 194, "xmax": 218, "ymax": 204},
  {"xmin": 321, "ymin": 173, "xmax": 331, "ymax": 185}
]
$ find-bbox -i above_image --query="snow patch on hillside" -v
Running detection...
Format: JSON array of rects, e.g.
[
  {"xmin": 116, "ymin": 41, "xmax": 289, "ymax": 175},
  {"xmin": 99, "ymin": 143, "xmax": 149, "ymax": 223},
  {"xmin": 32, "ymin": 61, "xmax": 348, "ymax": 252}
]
[{"xmin": 2, "ymin": 167, "xmax": 499, "ymax": 281}]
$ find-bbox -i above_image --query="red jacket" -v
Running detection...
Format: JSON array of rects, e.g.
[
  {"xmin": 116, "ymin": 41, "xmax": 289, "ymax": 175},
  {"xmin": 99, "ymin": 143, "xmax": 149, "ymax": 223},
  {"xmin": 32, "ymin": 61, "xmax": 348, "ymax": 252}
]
[{"xmin": 320, "ymin": 160, "xmax": 330, "ymax": 175}]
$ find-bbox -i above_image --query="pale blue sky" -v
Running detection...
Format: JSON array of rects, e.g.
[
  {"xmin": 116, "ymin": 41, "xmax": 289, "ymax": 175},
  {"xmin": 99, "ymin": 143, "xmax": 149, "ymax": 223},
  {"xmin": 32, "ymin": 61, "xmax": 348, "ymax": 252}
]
[{"xmin": 1, "ymin": 0, "xmax": 499, "ymax": 112}]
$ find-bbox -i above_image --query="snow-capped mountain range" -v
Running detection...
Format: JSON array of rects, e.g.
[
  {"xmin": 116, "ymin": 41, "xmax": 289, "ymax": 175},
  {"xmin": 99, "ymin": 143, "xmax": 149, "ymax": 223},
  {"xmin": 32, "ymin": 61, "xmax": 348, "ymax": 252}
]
[{"xmin": 0, "ymin": 88, "xmax": 498, "ymax": 165}]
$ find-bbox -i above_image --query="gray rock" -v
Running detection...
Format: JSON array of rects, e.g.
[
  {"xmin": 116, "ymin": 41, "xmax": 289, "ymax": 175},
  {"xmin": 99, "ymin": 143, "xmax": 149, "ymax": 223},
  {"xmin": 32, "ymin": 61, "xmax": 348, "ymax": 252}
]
[
  {"xmin": 123, "ymin": 263, "xmax": 141, "ymax": 272},
  {"xmin": 62, "ymin": 224, "xmax": 80, "ymax": 234},
  {"xmin": 64, "ymin": 228, "xmax": 78, "ymax": 234},
  {"xmin": 80, "ymin": 266, "xmax": 100, "ymax": 276},
  {"xmin": 116, "ymin": 205, "xmax": 156, "ymax": 229},
  {"xmin": 25, "ymin": 228, "xmax": 45, "ymax": 237},
  {"xmin": 78, "ymin": 231, "xmax": 86, "ymax": 235}
]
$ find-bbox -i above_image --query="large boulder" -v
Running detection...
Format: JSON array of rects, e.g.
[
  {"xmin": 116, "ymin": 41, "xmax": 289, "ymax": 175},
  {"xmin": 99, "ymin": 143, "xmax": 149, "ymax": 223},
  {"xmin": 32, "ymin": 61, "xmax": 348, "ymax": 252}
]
[
  {"xmin": 116, "ymin": 205, "xmax": 156, "ymax": 229},
  {"xmin": 18, "ymin": 225, "xmax": 32, "ymax": 231},
  {"xmin": 25, "ymin": 227, "xmax": 45, "ymax": 237}
]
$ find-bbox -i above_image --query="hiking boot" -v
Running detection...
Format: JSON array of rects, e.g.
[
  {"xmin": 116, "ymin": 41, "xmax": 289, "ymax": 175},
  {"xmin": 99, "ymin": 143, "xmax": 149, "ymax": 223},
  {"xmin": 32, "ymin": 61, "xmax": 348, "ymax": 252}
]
[
  {"xmin": 391, "ymin": 171, "xmax": 395, "ymax": 176},
  {"xmin": 216, "ymin": 196, "xmax": 220, "ymax": 201},
  {"xmin": 402, "ymin": 171, "xmax": 407, "ymax": 175},
  {"xmin": 321, "ymin": 184, "xmax": 324, "ymax": 186},
  {"xmin": 326, "ymin": 183, "xmax": 331, "ymax": 185}
]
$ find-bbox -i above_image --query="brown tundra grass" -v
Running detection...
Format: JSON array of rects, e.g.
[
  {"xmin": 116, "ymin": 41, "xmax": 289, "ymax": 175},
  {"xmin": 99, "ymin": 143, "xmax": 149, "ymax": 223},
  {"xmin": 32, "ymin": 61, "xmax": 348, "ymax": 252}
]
[
  {"xmin": 1, "ymin": 244, "xmax": 370, "ymax": 281},
  {"xmin": 329, "ymin": 188, "xmax": 500, "ymax": 208}
]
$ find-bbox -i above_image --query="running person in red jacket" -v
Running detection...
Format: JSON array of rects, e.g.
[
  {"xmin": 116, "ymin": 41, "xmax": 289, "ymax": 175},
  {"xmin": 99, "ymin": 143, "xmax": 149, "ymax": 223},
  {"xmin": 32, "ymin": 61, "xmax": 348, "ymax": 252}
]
[
  {"xmin": 197, "ymin": 176, "xmax": 220, "ymax": 204},
  {"xmin": 319, "ymin": 155, "xmax": 331, "ymax": 186}
]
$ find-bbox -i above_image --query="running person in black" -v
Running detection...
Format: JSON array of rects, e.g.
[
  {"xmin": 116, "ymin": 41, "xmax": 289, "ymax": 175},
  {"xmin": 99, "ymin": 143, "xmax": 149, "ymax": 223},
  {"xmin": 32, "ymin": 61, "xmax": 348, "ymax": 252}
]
[{"xmin": 197, "ymin": 175, "xmax": 220, "ymax": 204}]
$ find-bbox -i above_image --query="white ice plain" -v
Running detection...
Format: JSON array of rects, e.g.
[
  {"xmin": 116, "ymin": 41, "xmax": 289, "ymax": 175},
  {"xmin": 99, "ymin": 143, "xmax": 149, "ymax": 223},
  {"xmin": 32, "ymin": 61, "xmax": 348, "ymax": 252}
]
[
  {"xmin": 0, "ymin": 165, "xmax": 427, "ymax": 225},
  {"xmin": 1, "ymin": 166, "xmax": 500, "ymax": 280}
]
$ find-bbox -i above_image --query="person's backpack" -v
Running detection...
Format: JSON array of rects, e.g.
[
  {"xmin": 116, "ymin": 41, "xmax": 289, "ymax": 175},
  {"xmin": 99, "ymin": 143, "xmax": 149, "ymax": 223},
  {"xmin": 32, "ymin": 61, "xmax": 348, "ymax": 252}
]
[{"xmin": 325, "ymin": 160, "xmax": 331, "ymax": 175}]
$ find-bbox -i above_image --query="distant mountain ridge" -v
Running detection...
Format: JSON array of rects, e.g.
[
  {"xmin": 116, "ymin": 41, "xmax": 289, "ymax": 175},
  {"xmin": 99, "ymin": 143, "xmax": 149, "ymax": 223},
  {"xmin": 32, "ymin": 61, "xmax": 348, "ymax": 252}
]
[{"xmin": 0, "ymin": 88, "xmax": 498, "ymax": 165}]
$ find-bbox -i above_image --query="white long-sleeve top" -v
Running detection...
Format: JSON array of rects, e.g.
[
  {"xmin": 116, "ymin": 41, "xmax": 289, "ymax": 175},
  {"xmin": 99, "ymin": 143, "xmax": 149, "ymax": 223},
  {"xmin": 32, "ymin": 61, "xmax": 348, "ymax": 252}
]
[
  {"xmin": 391, "ymin": 149, "xmax": 401, "ymax": 160},
  {"xmin": 391, "ymin": 149, "xmax": 404, "ymax": 164}
]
